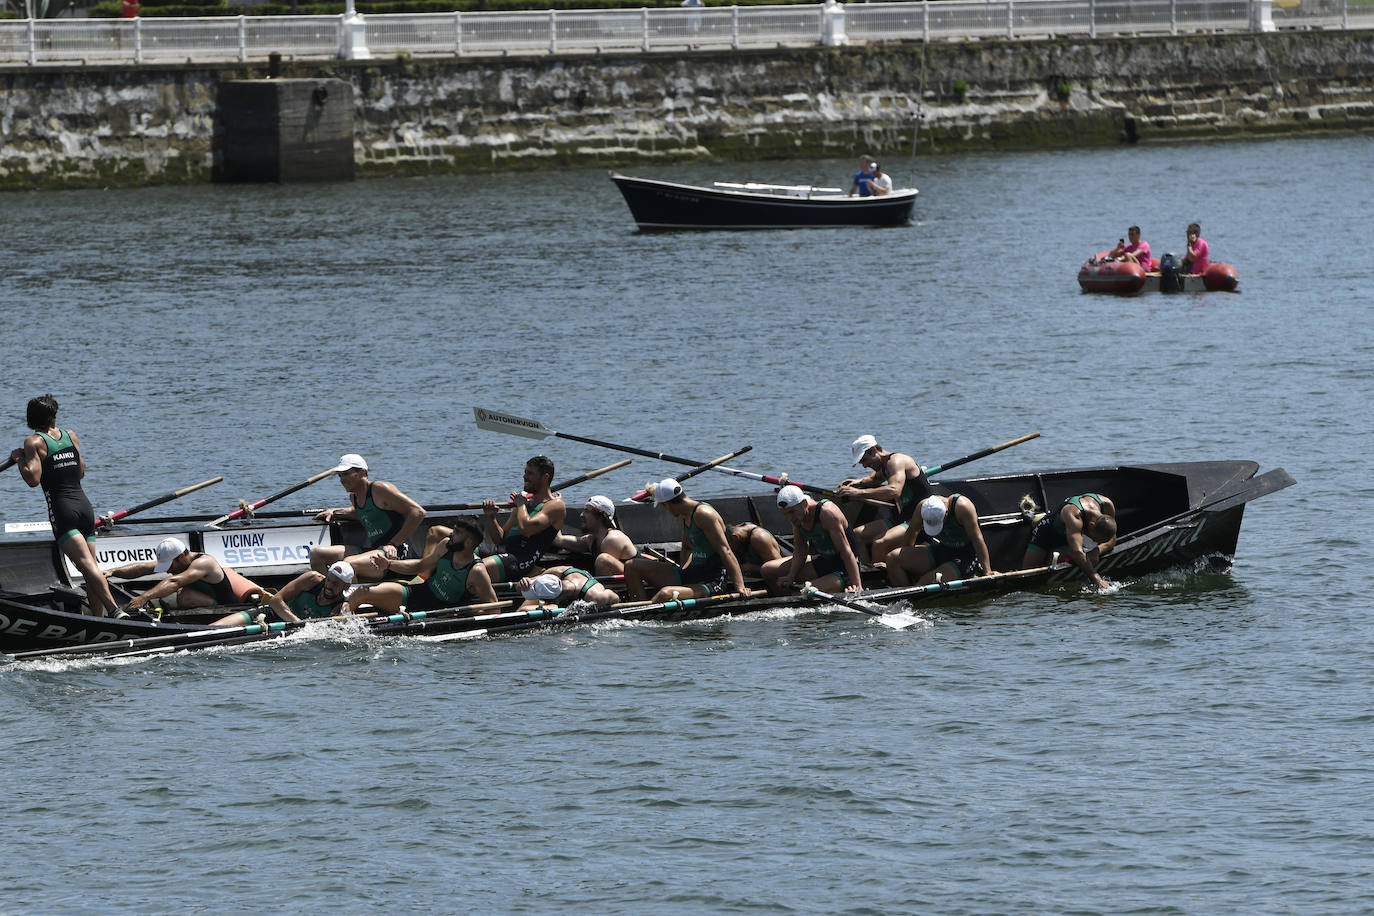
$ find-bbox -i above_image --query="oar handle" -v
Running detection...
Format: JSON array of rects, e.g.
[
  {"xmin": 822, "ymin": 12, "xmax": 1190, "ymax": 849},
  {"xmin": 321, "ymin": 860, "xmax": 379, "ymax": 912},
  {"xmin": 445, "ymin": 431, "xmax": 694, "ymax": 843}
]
[
  {"xmin": 422, "ymin": 459, "xmax": 633, "ymax": 514},
  {"xmin": 0, "ymin": 455, "xmax": 17, "ymax": 474},
  {"xmin": 925, "ymin": 432, "xmax": 1040, "ymax": 477},
  {"xmin": 209, "ymin": 467, "xmax": 336, "ymax": 526},
  {"xmin": 97, "ymin": 476, "xmax": 223, "ymax": 528},
  {"xmin": 628, "ymin": 447, "xmax": 752, "ymax": 501}
]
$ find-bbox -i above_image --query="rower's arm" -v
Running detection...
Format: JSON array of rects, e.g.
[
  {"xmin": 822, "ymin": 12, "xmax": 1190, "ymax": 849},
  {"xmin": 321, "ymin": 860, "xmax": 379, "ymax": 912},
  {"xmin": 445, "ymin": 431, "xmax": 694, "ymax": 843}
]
[
  {"xmin": 267, "ymin": 572, "xmax": 313, "ymax": 623},
  {"xmin": 824, "ymin": 506, "xmax": 863, "ymax": 591},
  {"xmin": 373, "ymin": 482, "xmax": 425, "ymax": 549},
  {"xmin": 515, "ymin": 498, "xmax": 565, "ymax": 537},
  {"xmin": 702, "ymin": 509, "xmax": 747, "ymax": 593},
  {"xmin": 553, "ymin": 531, "xmax": 592, "ymax": 553},
  {"xmin": 104, "ymin": 560, "xmax": 156, "ymax": 580},
  {"xmin": 957, "ymin": 500, "xmax": 996, "ymax": 576},
  {"xmin": 468, "ymin": 563, "xmax": 499, "ymax": 605},
  {"xmin": 15, "ymin": 436, "xmax": 43, "ymax": 488}
]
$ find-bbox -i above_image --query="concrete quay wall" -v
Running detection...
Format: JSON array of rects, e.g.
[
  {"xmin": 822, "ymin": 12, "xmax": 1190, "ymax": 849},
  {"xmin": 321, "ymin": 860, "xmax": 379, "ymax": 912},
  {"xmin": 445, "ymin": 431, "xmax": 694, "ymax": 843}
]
[{"xmin": 2, "ymin": 29, "xmax": 1372, "ymax": 189}]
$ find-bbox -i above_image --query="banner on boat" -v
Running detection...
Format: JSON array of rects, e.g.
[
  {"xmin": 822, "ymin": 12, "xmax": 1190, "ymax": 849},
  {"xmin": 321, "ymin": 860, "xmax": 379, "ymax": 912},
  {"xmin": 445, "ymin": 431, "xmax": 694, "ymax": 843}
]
[
  {"xmin": 201, "ymin": 525, "xmax": 329, "ymax": 576},
  {"xmin": 65, "ymin": 533, "xmax": 195, "ymax": 581}
]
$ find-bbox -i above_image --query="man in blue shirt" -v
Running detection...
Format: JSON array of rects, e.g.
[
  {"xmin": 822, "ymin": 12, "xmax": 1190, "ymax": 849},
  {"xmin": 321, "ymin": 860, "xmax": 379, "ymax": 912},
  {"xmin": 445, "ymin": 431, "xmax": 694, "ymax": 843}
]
[{"xmin": 847, "ymin": 155, "xmax": 875, "ymax": 197}]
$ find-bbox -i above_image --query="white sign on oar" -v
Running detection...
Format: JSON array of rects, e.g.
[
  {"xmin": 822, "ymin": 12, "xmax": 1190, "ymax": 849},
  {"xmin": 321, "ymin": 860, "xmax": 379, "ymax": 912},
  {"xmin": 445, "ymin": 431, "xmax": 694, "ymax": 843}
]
[{"xmin": 4, "ymin": 521, "xmax": 53, "ymax": 534}]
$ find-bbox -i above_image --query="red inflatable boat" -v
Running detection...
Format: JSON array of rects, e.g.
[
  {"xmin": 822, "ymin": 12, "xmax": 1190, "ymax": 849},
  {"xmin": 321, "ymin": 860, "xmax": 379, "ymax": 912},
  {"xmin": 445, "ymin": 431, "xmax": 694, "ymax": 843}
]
[{"xmin": 1078, "ymin": 252, "xmax": 1239, "ymax": 293}]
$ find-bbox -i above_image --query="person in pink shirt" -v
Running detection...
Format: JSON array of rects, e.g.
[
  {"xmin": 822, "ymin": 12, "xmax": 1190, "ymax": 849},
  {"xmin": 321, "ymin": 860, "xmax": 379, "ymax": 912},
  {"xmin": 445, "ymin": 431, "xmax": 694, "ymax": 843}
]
[
  {"xmin": 1108, "ymin": 225, "xmax": 1153, "ymax": 271},
  {"xmin": 1182, "ymin": 222, "xmax": 1209, "ymax": 274}
]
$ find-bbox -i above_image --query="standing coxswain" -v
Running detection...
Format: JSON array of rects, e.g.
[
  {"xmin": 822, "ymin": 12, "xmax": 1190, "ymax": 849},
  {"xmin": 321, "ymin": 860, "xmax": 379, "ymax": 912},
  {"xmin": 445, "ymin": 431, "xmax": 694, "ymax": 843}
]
[
  {"xmin": 10, "ymin": 395, "xmax": 117, "ymax": 617},
  {"xmin": 310, "ymin": 453, "xmax": 426, "ymax": 581}
]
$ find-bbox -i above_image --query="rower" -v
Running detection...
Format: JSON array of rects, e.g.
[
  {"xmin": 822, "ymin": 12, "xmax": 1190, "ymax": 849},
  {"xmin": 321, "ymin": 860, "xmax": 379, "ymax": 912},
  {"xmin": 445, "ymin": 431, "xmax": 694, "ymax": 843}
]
[
  {"xmin": 624, "ymin": 478, "xmax": 751, "ymax": 602},
  {"xmin": 213, "ymin": 559, "xmax": 355, "ymax": 626},
  {"xmin": 552, "ymin": 494, "xmax": 639, "ymax": 577},
  {"xmin": 1021, "ymin": 492, "xmax": 1118, "ymax": 590},
  {"xmin": 835, "ymin": 434, "xmax": 932, "ymax": 567},
  {"xmin": 347, "ymin": 516, "xmax": 497, "ymax": 615},
  {"xmin": 761, "ymin": 485, "xmax": 863, "ymax": 595},
  {"xmin": 10, "ymin": 394, "xmax": 118, "ymax": 617},
  {"xmin": 105, "ymin": 536, "xmax": 264, "ymax": 614},
  {"xmin": 311, "ymin": 454, "xmax": 426, "ymax": 581},
  {"xmin": 480, "ymin": 455, "xmax": 567, "ymax": 585},
  {"xmin": 726, "ymin": 522, "xmax": 785, "ymax": 578},
  {"xmin": 886, "ymin": 494, "xmax": 996, "ymax": 587},
  {"xmin": 516, "ymin": 566, "xmax": 617, "ymax": 612}
]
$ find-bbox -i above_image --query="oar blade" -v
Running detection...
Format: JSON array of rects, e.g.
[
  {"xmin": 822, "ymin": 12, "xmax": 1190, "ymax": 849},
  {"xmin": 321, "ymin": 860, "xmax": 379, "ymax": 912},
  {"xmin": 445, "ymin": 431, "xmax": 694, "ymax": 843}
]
[
  {"xmin": 875, "ymin": 610, "xmax": 923, "ymax": 630},
  {"xmin": 473, "ymin": 407, "xmax": 553, "ymax": 440}
]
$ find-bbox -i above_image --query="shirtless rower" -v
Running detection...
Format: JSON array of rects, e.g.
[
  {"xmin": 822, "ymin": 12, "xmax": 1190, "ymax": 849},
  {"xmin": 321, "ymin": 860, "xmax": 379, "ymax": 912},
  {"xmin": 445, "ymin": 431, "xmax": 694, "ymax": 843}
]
[
  {"xmin": 347, "ymin": 515, "xmax": 497, "ymax": 615},
  {"xmin": 1021, "ymin": 492, "xmax": 1118, "ymax": 590},
  {"xmin": 761, "ymin": 485, "xmax": 863, "ymax": 595},
  {"xmin": 624, "ymin": 478, "xmax": 751, "ymax": 602},
  {"xmin": 516, "ymin": 566, "xmax": 618, "ymax": 612},
  {"xmin": 106, "ymin": 536, "xmax": 264, "ymax": 614},
  {"xmin": 480, "ymin": 455, "xmax": 567, "ymax": 585},
  {"xmin": 310, "ymin": 454, "xmax": 426, "ymax": 581},
  {"xmin": 835, "ymin": 434, "xmax": 932, "ymax": 567},
  {"xmin": 10, "ymin": 394, "xmax": 118, "ymax": 616},
  {"xmin": 887, "ymin": 494, "xmax": 995, "ymax": 587},
  {"xmin": 213, "ymin": 559, "xmax": 355, "ymax": 626},
  {"xmin": 552, "ymin": 494, "xmax": 639, "ymax": 577}
]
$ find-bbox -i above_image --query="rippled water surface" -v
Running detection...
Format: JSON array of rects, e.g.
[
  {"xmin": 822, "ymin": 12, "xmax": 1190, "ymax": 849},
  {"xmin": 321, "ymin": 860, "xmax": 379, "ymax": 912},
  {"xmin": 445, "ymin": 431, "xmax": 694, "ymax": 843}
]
[{"xmin": 3, "ymin": 135, "xmax": 1372, "ymax": 913}]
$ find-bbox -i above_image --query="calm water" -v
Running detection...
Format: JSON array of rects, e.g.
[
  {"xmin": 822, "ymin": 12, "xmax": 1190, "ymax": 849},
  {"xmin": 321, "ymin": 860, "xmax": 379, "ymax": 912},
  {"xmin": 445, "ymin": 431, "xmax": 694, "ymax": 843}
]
[{"xmin": 3, "ymin": 134, "xmax": 1373, "ymax": 913}]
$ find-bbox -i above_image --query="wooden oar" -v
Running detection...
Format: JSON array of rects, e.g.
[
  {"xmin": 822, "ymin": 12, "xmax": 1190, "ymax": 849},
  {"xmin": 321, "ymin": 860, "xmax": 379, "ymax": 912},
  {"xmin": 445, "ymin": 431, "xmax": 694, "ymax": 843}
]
[
  {"xmin": 422, "ymin": 590, "xmax": 749, "ymax": 642},
  {"xmin": 12, "ymin": 612, "xmax": 309, "ymax": 661},
  {"xmin": 627, "ymin": 447, "xmax": 752, "ymax": 502},
  {"xmin": 422, "ymin": 459, "xmax": 632, "ymax": 513},
  {"xmin": 96, "ymin": 476, "xmax": 223, "ymax": 529},
  {"xmin": 799, "ymin": 583, "xmax": 923, "ymax": 630},
  {"xmin": 924, "ymin": 432, "xmax": 1040, "ymax": 477},
  {"xmin": 206, "ymin": 467, "xmax": 336, "ymax": 528},
  {"xmin": 474, "ymin": 407, "xmax": 891, "ymax": 507}
]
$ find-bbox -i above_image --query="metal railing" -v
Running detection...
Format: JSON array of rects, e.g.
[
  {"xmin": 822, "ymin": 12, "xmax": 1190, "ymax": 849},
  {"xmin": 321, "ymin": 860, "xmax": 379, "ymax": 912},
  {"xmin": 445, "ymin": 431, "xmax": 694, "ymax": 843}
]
[{"xmin": 1, "ymin": 0, "xmax": 1368, "ymax": 65}]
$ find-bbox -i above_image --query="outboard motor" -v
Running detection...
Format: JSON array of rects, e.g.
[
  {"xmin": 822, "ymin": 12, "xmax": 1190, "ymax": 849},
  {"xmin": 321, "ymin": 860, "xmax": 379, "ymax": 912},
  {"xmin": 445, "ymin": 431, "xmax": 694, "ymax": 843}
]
[{"xmin": 1159, "ymin": 252, "xmax": 1181, "ymax": 293}]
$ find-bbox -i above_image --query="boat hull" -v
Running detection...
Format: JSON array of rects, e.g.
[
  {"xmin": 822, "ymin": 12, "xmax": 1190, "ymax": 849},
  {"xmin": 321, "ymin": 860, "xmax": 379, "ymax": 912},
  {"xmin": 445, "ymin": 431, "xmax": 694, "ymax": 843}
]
[
  {"xmin": 610, "ymin": 173, "xmax": 917, "ymax": 230},
  {"xmin": 1078, "ymin": 252, "xmax": 1239, "ymax": 293},
  {"xmin": 1, "ymin": 460, "xmax": 1292, "ymax": 655}
]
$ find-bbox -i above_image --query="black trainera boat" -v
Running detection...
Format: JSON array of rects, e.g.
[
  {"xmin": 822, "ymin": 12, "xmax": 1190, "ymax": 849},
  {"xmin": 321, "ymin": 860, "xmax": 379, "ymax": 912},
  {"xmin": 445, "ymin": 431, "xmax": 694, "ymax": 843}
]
[
  {"xmin": 1, "ymin": 459, "xmax": 1293, "ymax": 658},
  {"xmin": 609, "ymin": 173, "xmax": 918, "ymax": 230}
]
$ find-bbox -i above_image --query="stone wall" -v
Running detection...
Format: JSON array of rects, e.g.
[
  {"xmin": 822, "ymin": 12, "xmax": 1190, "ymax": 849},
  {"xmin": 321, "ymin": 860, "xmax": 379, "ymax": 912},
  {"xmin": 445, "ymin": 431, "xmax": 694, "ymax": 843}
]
[{"xmin": 2, "ymin": 28, "xmax": 1372, "ymax": 189}]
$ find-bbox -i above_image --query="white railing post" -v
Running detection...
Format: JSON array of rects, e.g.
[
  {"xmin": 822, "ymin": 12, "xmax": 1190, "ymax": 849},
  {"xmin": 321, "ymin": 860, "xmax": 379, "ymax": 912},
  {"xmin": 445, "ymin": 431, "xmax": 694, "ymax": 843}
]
[
  {"xmin": 1342, "ymin": 0, "xmax": 1348, "ymax": 28},
  {"xmin": 1170, "ymin": 0, "xmax": 1177, "ymax": 34},
  {"xmin": 455, "ymin": 10, "xmax": 462, "ymax": 55},
  {"xmin": 642, "ymin": 7, "xmax": 649, "ymax": 51},
  {"xmin": 821, "ymin": 0, "xmax": 847, "ymax": 45},
  {"xmin": 134, "ymin": 16, "xmax": 143, "ymax": 64},
  {"xmin": 731, "ymin": 5, "xmax": 739, "ymax": 48},
  {"xmin": 1008, "ymin": 0, "xmax": 1015, "ymax": 38},
  {"xmin": 922, "ymin": 0, "xmax": 928, "ymax": 39},
  {"xmin": 1089, "ymin": 0, "xmax": 1096, "ymax": 38},
  {"xmin": 549, "ymin": 9, "xmax": 557, "ymax": 53},
  {"xmin": 1249, "ymin": 0, "xmax": 1274, "ymax": 31},
  {"xmin": 238, "ymin": 15, "xmax": 247, "ymax": 61},
  {"xmin": 340, "ymin": 0, "xmax": 372, "ymax": 60},
  {"xmin": 27, "ymin": 17, "xmax": 37, "ymax": 66}
]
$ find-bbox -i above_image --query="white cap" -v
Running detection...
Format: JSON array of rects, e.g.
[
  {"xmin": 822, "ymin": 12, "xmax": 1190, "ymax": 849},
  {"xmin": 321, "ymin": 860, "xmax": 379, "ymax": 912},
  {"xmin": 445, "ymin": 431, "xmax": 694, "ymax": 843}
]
[
  {"xmin": 920, "ymin": 496, "xmax": 947, "ymax": 536},
  {"xmin": 851, "ymin": 435, "xmax": 879, "ymax": 466},
  {"xmin": 326, "ymin": 560, "xmax": 355, "ymax": 584},
  {"xmin": 651, "ymin": 478, "xmax": 683, "ymax": 506},
  {"xmin": 522, "ymin": 573, "xmax": 561, "ymax": 601},
  {"xmin": 332, "ymin": 453, "xmax": 368, "ymax": 473},
  {"xmin": 776, "ymin": 485, "xmax": 806, "ymax": 509},
  {"xmin": 585, "ymin": 495, "xmax": 616, "ymax": 520},
  {"xmin": 153, "ymin": 537, "xmax": 188, "ymax": 574}
]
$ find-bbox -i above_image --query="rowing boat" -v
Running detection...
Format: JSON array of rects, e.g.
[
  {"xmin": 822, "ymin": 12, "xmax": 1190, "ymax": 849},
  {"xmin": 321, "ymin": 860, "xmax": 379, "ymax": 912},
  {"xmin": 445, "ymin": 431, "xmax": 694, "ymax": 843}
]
[
  {"xmin": 0, "ymin": 459, "xmax": 1293, "ymax": 656},
  {"xmin": 609, "ymin": 173, "xmax": 918, "ymax": 230}
]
